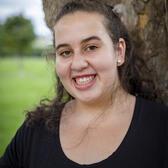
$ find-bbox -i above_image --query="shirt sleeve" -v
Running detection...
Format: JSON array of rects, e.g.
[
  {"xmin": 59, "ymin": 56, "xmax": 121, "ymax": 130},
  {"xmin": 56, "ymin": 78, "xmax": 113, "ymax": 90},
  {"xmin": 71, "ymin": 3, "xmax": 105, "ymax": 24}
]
[
  {"xmin": 0, "ymin": 122, "xmax": 34, "ymax": 168},
  {"xmin": 163, "ymin": 106, "xmax": 168, "ymax": 168}
]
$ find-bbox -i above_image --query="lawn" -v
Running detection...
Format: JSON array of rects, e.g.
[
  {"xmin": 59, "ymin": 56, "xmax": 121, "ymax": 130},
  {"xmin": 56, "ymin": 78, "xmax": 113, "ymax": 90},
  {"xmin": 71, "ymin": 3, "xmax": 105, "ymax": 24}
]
[{"xmin": 0, "ymin": 57, "xmax": 55, "ymax": 156}]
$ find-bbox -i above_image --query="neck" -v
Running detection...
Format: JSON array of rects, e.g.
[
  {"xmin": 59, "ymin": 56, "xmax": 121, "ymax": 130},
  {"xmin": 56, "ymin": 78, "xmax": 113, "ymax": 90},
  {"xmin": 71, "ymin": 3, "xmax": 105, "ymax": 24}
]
[{"xmin": 72, "ymin": 87, "xmax": 129, "ymax": 121}]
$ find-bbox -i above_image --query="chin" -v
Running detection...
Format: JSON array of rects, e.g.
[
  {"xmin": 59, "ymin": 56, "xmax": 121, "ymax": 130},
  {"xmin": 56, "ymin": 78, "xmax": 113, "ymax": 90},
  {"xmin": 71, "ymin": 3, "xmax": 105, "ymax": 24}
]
[{"xmin": 76, "ymin": 94, "xmax": 102, "ymax": 104}]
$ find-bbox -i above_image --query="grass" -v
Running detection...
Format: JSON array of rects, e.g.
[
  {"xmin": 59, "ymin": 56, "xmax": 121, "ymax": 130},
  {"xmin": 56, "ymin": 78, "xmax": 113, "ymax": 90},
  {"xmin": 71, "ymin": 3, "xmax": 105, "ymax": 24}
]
[{"xmin": 0, "ymin": 57, "xmax": 55, "ymax": 156}]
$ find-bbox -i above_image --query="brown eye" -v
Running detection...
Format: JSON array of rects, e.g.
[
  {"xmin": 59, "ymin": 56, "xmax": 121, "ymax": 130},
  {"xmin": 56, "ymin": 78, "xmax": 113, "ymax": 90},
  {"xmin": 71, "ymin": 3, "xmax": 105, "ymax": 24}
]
[
  {"xmin": 85, "ymin": 45, "xmax": 98, "ymax": 52},
  {"xmin": 59, "ymin": 50, "xmax": 72, "ymax": 57}
]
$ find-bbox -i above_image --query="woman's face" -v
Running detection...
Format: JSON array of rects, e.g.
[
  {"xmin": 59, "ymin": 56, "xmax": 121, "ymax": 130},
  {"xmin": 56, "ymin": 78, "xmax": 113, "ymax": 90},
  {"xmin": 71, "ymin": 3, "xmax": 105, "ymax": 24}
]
[{"xmin": 54, "ymin": 11, "xmax": 125, "ymax": 104}]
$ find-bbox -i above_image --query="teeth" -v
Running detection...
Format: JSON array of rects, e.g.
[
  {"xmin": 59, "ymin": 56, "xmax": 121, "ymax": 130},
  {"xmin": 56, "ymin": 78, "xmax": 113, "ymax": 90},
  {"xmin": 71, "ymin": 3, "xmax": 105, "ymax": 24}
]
[{"xmin": 75, "ymin": 76, "xmax": 95, "ymax": 85}]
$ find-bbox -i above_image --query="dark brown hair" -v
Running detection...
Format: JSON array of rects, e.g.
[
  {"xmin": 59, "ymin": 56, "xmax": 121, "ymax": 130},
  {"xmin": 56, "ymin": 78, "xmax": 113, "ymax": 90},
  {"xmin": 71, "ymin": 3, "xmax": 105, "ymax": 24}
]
[{"xmin": 26, "ymin": 0, "xmax": 162, "ymax": 131}]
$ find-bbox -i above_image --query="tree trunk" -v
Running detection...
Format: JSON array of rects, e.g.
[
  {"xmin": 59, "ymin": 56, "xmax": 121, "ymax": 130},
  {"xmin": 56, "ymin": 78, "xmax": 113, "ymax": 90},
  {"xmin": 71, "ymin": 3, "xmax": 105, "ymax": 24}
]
[{"xmin": 42, "ymin": 0, "xmax": 168, "ymax": 104}]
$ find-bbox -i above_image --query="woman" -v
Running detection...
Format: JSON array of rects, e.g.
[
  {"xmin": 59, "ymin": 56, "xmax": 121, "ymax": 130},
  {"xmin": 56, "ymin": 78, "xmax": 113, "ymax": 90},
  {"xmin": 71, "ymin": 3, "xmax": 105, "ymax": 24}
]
[{"xmin": 0, "ymin": 0, "xmax": 168, "ymax": 167}]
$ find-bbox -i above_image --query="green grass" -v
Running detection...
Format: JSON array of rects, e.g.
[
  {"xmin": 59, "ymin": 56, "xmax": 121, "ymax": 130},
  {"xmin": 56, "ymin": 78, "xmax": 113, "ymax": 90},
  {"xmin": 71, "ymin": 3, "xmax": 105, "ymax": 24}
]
[{"xmin": 0, "ymin": 57, "xmax": 55, "ymax": 156}]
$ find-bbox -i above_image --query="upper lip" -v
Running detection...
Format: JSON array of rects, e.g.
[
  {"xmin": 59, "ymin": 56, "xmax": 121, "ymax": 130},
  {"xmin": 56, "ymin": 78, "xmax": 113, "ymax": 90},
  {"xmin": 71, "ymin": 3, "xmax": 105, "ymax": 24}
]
[{"xmin": 72, "ymin": 74, "xmax": 97, "ymax": 79}]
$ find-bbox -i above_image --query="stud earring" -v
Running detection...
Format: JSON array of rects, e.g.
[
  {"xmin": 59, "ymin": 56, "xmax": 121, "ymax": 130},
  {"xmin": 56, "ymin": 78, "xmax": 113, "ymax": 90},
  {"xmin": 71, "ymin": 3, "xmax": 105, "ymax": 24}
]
[{"xmin": 117, "ymin": 60, "xmax": 121, "ymax": 66}]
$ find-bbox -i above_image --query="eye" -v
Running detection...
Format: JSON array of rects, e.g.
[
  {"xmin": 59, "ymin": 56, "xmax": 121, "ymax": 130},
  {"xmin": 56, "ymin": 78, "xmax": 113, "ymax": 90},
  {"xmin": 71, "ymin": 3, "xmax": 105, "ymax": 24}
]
[
  {"xmin": 84, "ymin": 45, "xmax": 98, "ymax": 52},
  {"xmin": 58, "ymin": 50, "xmax": 72, "ymax": 58}
]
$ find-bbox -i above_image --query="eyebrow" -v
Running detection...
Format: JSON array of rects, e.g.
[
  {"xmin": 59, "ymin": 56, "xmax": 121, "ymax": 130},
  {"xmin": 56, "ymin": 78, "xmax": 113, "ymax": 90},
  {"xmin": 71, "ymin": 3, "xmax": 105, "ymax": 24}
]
[{"xmin": 55, "ymin": 36, "xmax": 101, "ymax": 51}]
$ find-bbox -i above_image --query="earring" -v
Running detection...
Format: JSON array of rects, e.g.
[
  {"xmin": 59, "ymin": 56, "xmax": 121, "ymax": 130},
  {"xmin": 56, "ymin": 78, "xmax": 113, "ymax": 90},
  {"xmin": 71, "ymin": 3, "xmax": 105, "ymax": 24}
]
[{"xmin": 117, "ymin": 60, "xmax": 121, "ymax": 66}]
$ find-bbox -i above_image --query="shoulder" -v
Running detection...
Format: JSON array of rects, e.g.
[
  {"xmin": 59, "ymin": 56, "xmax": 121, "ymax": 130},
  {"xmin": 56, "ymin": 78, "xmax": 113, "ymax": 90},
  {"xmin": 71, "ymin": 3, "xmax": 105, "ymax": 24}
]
[
  {"xmin": 18, "ymin": 120, "xmax": 46, "ymax": 135},
  {"xmin": 134, "ymin": 96, "xmax": 168, "ymax": 128},
  {"xmin": 6, "ymin": 120, "xmax": 48, "ymax": 151},
  {"xmin": 0, "ymin": 120, "xmax": 51, "ymax": 167},
  {"xmin": 136, "ymin": 96, "xmax": 168, "ymax": 115},
  {"xmin": 16, "ymin": 120, "xmax": 52, "ymax": 144}
]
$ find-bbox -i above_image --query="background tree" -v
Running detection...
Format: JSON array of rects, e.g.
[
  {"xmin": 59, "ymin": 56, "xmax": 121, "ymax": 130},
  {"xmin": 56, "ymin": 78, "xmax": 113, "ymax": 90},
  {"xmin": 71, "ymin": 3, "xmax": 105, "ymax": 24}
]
[
  {"xmin": 0, "ymin": 24, "xmax": 6, "ymax": 55},
  {"xmin": 0, "ymin": 14, "xmax": 36, "ymax": 56},
  {"xmin": 42, "ymin": 0, "xmax": 168, "ymax": 104}
]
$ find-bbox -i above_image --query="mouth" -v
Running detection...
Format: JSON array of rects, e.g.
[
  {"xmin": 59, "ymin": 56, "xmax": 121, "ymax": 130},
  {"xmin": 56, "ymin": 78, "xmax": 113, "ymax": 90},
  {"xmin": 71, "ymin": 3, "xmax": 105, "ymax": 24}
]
[{"xmin": 72, "ymin": 74, "xmax": 97, "ymax": 90}]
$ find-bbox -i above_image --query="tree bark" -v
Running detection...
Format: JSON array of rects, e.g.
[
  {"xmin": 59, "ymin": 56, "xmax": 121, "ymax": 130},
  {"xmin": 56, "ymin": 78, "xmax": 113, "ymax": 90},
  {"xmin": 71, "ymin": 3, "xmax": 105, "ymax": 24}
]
[{"xmin": 42, "ymin": 0, "xmax": 168, "ymax": 104}]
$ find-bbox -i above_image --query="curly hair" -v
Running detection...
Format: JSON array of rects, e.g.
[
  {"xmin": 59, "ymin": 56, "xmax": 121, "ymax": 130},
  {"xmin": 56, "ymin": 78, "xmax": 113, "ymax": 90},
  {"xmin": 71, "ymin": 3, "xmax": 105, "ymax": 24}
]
[{"xmin": 26, "ymin": 0, "xmax": 162, "ymax": 131}]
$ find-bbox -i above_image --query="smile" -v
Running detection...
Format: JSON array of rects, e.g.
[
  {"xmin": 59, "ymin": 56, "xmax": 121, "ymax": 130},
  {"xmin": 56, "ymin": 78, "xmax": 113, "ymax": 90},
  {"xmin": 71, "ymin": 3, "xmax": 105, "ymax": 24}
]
[
  {"xmin": 73, "ymin": 74, "xmax": 96, "ymax": 90},
  {"xmin": 76, "ymin": 75, "xmax": 95, "ymax": 84}
]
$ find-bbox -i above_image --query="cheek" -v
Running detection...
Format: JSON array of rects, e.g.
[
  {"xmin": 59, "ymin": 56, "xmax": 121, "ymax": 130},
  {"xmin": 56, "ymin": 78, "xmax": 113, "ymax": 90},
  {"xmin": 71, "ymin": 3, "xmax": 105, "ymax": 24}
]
[
  {"xmin": 55, "ymin": 60, "xmax": 69, "ymax": 79},
  {"xmin": 91, "ymin": 54, "xmax": 116, "ymax": 73}
]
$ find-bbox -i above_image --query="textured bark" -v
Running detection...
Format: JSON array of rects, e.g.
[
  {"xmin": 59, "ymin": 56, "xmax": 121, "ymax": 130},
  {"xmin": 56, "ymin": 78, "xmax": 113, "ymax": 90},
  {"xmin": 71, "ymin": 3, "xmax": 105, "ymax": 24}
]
[{"xmin": 42, "ymin": 0, "xmax": 168, "ymax": 104}]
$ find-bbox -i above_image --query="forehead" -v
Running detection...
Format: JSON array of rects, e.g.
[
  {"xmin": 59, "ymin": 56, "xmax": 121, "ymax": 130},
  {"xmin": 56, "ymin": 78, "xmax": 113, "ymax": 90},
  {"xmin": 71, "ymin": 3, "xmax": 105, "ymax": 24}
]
[{"xmin": 54, "ymin": 11, "xmax": 108, "ymax": 45}]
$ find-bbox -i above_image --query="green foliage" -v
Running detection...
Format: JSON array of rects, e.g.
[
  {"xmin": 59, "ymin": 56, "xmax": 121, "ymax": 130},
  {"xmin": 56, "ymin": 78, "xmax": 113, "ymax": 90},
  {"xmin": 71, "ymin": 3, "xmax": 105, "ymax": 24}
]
[
  {"xmin": 0, "ymin": 15, "xmax": 36, "ymax": 56},
  {"xmin": 0, "ymin": 57, "xmax": 55, "ymax": 156}
]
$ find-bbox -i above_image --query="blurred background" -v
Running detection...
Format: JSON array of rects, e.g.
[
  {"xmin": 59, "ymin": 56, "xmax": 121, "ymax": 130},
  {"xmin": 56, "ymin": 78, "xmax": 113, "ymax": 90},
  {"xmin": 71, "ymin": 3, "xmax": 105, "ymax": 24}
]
[{"xmin": 0, "ymin": 0, "xmax": 55, "ymax": 155}]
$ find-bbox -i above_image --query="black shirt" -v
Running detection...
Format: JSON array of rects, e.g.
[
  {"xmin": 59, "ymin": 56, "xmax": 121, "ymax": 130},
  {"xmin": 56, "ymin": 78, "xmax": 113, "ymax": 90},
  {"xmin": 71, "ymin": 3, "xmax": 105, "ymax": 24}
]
[{"xmin": 0, "ymin": 97, "xmax": 168, "ymax": 168}]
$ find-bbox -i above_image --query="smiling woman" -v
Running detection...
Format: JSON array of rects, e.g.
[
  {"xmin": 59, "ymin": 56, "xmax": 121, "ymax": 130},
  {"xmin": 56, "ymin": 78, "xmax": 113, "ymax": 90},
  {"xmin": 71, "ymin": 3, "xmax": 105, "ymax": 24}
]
[
  {"xmin": 54, "ymin": 12, "xmax": 123, "ymax": 104},
  {"xmin": 0, "ymin": 0, "xmax": 168, "ymax": 168}
]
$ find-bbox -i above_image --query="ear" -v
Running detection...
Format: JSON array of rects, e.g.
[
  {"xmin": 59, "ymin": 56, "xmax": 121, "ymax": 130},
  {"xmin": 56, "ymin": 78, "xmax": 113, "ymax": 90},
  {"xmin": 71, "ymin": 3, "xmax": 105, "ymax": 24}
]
[{"xmin": 116, "ymin": 38, "xmax": 126, "ymax": 66}]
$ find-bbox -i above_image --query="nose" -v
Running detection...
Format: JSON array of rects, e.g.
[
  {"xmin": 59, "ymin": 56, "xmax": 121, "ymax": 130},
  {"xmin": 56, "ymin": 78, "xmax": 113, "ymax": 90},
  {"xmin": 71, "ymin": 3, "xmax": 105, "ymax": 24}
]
[{"xmin": 71, "ymin": 52, "xmax": 88, "ymax": 71}]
